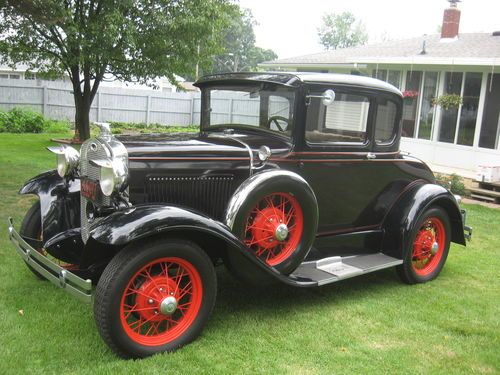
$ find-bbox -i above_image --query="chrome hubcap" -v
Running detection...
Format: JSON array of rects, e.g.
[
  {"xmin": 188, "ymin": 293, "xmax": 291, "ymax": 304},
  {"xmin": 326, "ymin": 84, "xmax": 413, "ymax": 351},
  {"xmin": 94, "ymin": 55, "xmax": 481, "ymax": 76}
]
[
  {"xmin": 431, "ymin": 241, "xmax": 439, "ymax": 255},
  {"xmin": 274, "ymin": 223, "xmax": 289, "ymax": 241},
  {"xmin": 159, "ymin": 296, "xmax": 178, "ymax": 315}
]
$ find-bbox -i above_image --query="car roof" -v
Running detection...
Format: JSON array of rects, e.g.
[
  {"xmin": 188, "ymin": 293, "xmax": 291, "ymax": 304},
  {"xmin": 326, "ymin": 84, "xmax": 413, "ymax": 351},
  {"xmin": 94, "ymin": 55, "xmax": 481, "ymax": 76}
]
[{"xmin": 194, "ymin": 72, "xmax": 402, "ymax": 97}]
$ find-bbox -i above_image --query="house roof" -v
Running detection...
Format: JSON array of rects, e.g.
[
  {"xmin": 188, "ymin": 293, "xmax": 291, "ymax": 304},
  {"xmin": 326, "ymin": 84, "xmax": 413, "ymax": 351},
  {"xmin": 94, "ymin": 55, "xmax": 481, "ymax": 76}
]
[{"xmin": 261, "ymin": 33, "xmax": 500, "ymax": 68}]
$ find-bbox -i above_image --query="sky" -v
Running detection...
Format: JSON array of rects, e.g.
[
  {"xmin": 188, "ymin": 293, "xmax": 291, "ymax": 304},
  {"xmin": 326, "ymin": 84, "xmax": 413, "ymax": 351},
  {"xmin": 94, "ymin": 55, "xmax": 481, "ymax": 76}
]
[{"xmin": 238, "ymin": 0, "xmax": 500, "ymax": 59}]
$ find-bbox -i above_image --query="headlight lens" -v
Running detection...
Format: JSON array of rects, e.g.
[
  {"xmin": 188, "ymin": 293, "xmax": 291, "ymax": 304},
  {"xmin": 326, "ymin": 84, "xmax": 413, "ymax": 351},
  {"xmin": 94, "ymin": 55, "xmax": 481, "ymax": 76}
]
[
  {"xmin": 47, "ymin": 145, "xmax": 80, "ymax": 177},
  {"xmin": 92, "ymin": 158, "xmax": 128, "ymax": 197}
]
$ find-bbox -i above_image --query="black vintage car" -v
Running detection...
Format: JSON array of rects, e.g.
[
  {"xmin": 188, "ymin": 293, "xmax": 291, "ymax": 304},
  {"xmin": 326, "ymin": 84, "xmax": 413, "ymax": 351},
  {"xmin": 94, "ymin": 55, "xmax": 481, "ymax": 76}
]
[{"xmin": 8, "ymin": 72, "xmax": 471, "ymax": 358}]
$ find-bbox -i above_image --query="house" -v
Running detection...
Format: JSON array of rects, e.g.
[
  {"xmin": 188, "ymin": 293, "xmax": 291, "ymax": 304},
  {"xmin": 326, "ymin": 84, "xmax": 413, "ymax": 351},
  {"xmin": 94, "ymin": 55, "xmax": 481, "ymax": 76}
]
[{"xmin": 260, "ymin": 0, "xmax": 500, "ymax": 179}]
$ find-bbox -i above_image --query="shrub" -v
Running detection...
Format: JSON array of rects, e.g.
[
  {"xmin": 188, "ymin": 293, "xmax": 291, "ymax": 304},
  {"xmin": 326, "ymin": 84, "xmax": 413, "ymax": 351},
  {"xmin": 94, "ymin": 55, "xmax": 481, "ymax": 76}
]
[
  {"xmin": 0, "ymin": 108, "xmax": 71, "ymax": 133},
  {"xmin": 435, "ymin": 173, "xmax": 468, "ymax": 196},
  {"xmin": 44, "ymin": 119, "xmax": 71, "ymax": 133},
  {"xmin": 108, "ymin": 121, "xmax": 198, "ymax": 134}
]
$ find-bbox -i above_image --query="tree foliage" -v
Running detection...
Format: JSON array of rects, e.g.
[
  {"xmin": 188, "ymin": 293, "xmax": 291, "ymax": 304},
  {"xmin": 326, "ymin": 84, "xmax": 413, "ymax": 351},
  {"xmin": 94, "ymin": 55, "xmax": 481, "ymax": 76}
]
[
  {"xmin": 318, "ymin": 12, "xmax": 368, "ymax": 50},
  {"xmin": 0, "ymin": 0, "xmax": 235, "ymax": 140},
  {"xmin": 209, "ymin": 8, "xmax": 277, "ymax": 75}
]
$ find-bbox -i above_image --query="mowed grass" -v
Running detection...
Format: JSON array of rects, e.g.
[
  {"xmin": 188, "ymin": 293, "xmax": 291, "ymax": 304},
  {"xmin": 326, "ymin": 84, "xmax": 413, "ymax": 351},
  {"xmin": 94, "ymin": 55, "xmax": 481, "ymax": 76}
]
[{"xmin": 0, "ymin": 133, "xmax": 499, "ymax": 375}]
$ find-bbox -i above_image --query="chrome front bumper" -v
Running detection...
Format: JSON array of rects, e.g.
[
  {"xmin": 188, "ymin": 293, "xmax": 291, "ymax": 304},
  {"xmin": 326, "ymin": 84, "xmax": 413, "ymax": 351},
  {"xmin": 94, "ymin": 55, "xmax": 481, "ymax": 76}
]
[
  {"xmin": 461, "ymin": 209, "xmax": 473, "ymax": 241},
  {"xmin": 8, "ymin": 218, "xmax": 92, "ymax": 303}
]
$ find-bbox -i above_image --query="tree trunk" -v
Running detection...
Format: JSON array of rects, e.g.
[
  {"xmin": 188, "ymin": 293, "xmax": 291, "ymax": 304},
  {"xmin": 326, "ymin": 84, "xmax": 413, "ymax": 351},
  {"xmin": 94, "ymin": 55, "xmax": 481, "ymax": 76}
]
[{"xmin": 74, "ymin": 94, "xmax": 91, "ymax": 141}]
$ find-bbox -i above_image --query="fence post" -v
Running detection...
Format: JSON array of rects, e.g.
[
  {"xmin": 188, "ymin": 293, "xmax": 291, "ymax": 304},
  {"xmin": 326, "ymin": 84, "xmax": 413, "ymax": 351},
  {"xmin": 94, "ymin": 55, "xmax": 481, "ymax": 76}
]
[
  {"xmin": 97, "ymin": 91, "xmax": 101, "ymax": 122},
  {"xmin": 229, "ymin": 98, "xmax": 234, "ymax": 123},
  {"xmin": 42, "ymin": 86, "xmax": 48, "ymax": 116},
  {"xmin": 146, "ymin": 95, "xmax": 151, "ymax": 125},
  {"xmin": 190, "ymin": 97, "xmax": 195, "ymax": 126}
]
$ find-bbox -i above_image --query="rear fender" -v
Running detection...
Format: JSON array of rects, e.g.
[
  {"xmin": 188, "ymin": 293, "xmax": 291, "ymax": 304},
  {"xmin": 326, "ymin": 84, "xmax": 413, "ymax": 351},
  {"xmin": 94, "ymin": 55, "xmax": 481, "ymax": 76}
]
[
  {"xmin": 87, "ymin": 204, "xmax": 313, "ymax": 286},
  {"xmin": 382, "ymin": 183, "xmax": 466, "ymax": 258},
  {"xmin": 19, "ymin": 170, "xmax": 80, "ymax": 243}
]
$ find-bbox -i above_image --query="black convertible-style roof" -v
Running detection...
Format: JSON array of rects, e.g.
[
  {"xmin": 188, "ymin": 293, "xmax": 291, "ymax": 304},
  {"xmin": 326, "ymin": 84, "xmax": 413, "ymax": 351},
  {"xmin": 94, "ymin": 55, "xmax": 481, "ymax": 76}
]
[{"xmin": 194, "ymin": 72, "xmax": 402, "ymax": 96}]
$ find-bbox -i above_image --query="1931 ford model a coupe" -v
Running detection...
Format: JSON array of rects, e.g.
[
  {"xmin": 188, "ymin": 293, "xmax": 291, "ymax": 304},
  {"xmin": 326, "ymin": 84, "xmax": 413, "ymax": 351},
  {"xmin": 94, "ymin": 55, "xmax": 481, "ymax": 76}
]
[{"xmin": 8, "ymin": 72, "xmax": 471, "ymax": 358}]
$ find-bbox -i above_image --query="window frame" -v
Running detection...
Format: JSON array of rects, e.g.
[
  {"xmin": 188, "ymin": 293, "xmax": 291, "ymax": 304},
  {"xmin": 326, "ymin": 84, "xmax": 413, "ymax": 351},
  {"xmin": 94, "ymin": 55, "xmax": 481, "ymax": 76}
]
[{"xmin": 302, "ymin": 84, "xmax": 377, "ymax": 152}]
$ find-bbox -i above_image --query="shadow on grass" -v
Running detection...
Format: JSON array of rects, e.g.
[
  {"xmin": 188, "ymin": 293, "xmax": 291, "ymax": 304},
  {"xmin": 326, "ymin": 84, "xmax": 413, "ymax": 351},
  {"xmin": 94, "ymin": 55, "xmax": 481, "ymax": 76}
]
[{"xmin": 213, "ymin": 265, "xmax": 402, "ymax": 316}]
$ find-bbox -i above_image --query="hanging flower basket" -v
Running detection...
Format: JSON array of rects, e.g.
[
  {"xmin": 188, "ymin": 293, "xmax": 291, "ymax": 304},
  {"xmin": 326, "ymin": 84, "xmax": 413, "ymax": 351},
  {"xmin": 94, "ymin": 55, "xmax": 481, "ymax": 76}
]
[
  {"xmin": 402, "ymin": 90, "xmax": 419, "ymax": 105},
  {"xmin": 402, "ymin": 90, "xmax": 419, "ymax": 98},
  {"xmin": 431, "ymin": 94, "xmax": 463, "ymax": 110}
]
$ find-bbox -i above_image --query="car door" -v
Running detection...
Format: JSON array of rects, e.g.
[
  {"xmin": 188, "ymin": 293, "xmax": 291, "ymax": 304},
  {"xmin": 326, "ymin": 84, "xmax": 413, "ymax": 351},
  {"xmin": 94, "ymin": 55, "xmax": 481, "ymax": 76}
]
[{"xmin": 297, "ymin": 85, "xmax": 402, "ymax": 238}]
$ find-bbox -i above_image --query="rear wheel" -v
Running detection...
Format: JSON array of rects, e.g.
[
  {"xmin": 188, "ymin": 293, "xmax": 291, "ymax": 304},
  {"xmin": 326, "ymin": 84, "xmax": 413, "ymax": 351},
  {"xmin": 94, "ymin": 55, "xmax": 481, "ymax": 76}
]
[
  {"xmin": 397, "ymin": 207, "xmax": 451, "ymax": 284},
  {"xmin": 94, "ymin": 238, "xmax": 217, "ymax": 358},
  {"xmin": 231, "ymin": 175, "xmax": 318, "ymax": 275}
]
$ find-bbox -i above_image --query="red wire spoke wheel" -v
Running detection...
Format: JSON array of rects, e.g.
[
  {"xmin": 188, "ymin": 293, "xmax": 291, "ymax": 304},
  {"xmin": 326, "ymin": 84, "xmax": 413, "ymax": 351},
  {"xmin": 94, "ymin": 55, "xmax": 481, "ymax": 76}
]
[
  {"xmin": 226, "ymin": 171, "xmax": 318, "ymax": 277},
  {"xmin": 411, "ymin": 217, "xmax": 446, "ymax": 276},
  {"xmin": 397, "ymin": 206, "xmax": 451, "ymax": 284},
  {"xmin": 244, "ymin": 193, "xmax": 304, "ymax": 266},
  {"xmin": 94, "ymin": 238, "xmax": 217, "ymax": 358},
  {"xmin": 120, "ymin": 257, "xmax": 203, "ymax": 346}
]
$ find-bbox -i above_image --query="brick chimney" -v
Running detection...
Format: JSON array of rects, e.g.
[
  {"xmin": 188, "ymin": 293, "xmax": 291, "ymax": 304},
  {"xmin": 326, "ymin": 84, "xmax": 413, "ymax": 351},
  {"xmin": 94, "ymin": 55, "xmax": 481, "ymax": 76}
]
[{"xmin": 441, "ymin": 0, "xmax": 461, "ymax": 39}]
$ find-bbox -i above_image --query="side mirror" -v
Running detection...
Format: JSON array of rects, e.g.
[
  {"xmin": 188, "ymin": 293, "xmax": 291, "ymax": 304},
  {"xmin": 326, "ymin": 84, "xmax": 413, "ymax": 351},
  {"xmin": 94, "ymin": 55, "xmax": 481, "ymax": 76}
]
[
  {"xmin": 321, "ymin": 90, "xmax": 336, "ymax": 106},
  {"xmin": 306, "ymin": 89, "xmax": 336, "ymax": 106}
]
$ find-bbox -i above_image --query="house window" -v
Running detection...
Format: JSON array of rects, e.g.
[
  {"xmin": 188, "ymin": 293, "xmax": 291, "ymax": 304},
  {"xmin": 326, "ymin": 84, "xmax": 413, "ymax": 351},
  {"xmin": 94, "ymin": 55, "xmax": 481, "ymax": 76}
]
[
  {"xmin": 402, "ymin": 71, "xmax": 422, "ymax": 137},
  {"xmin": 417, "ymin": 72, "xmax": 439, "ymax": 140},
  {"xmin": 479, "ymin": 73, "xmax": 500, "ymax": 149},
  {"xmin": 438, "ymin": 72, "xmax": 463, "ymax": 143},
  {"xmin": 457, "ymin": 73, "xmax": 481, "ymax": 146},
  {"xmin": 438, "ymin": 72, "xmax": 482, "ymax": 146},
  {"xmin": 0, "ymin": 74, "xmax": 8, "ymax": 79},
  {"xmin": 372, "ymin": 69, "xmax": 402, "ymax": 89},
  {"xmin": 9, "ymin": 74, "xmax": 20, "ymax": 79},
  {"xmin": 24, "ymin": 72, "xmax": 36, "ymax": 80}
]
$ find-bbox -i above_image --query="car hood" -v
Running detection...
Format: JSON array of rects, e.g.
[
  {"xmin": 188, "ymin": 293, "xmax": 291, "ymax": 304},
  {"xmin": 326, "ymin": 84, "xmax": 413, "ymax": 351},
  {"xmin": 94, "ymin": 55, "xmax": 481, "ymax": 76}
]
[{"xmin": 117, "ymin": 131, "xmax": 292, "ymax": 159}]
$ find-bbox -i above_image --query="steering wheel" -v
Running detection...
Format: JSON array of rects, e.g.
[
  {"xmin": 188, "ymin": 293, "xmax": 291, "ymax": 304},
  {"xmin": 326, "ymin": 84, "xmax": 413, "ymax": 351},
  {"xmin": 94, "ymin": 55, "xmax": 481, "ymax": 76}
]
[{"xmin": 267, "ymin": 116, "xmax": 290, "ymax": 132}]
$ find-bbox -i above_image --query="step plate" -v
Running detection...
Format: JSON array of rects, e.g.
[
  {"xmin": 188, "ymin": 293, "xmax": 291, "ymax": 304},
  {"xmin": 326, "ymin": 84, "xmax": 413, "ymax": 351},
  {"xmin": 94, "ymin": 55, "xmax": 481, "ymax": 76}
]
[{"xmin": 291, "ymin": 253, "xmax": 402, "ymax": 286}]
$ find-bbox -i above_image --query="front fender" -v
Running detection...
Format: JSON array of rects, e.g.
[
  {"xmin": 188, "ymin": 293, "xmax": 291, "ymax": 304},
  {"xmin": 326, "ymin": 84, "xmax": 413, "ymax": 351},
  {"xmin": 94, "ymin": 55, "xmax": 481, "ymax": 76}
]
[
  {"xmin": 19, "ymin": 170, "xmax": 80, "ymax": 242},
  {"xmin": 382, "ymin": 183, "xmax": 466, "ymax": 258},
  {"xmin": 89, "ymin": 204, "xmax": 315, "ymax": 286}
]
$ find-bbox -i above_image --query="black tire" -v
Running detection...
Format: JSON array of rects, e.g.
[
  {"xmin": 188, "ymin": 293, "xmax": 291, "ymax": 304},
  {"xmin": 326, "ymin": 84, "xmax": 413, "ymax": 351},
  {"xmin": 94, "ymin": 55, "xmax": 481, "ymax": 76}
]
[
  {"xmin": 231, "ymin": 175, "xmax": 318, "ymax": 275},
  {"xmin": 19, "ymin": 201, "xmax": 45, "ymax": 280},
  {"xmin": 94, "ymin": 238, "xmax": 217, "ymax": 359},
  {"xmin": 397, "ymin": 206, "xmax": 451, "ymax": 284}
]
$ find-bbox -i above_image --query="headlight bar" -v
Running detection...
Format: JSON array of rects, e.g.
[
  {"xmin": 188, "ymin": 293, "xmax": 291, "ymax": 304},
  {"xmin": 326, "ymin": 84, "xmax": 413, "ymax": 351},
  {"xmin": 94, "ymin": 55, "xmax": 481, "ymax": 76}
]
[
  {"xmin": 47, "ymin": 145, "xmax": 80, "ymax": 178},
  {"xmin": 90, "ymin": 158, "xmax": 128, "ymax": 197}
]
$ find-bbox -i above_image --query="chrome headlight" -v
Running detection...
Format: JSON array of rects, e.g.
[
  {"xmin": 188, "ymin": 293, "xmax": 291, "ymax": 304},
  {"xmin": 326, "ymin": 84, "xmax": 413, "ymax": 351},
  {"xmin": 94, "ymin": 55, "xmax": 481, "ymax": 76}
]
[
  {"xmin": 91, "ymin": 158, "xmax": 128, "ymax": 197},
  {"xmin": 47, "ymin": 145, "xmax": 80, "ymax": 177}
]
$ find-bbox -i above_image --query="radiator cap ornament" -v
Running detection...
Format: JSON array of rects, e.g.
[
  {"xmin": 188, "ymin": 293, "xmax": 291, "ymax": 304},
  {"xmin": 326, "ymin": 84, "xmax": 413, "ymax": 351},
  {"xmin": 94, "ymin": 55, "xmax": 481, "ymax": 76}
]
[{"xmin": 94, "ymin": 122, "xmax": 112, "ymax": 139}]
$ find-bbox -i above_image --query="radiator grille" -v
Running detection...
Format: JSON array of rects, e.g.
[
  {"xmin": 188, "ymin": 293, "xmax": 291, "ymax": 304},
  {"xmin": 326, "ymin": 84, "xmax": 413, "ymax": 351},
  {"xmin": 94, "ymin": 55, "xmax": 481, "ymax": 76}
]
[
  {"xmin": 145, "ymin": 175, "xmax": 235, "ymax": 220},
  {"xmin": 80, "ymin": 138, "xmax": 112, "ymax": 243}
]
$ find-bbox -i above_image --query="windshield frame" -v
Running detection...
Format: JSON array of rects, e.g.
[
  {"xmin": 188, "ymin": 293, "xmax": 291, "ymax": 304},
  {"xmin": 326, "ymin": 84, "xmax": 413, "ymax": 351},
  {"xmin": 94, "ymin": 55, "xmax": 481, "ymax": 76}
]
[{"xmin": 200, "ymin": 82, "xmax": 298, "ymax": 138}]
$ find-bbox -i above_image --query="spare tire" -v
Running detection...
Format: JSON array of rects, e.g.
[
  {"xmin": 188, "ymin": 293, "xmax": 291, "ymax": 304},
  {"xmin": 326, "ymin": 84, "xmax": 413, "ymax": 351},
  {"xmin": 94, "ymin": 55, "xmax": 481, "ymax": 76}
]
[{"xmin": 225, "ymin": 170, "xmax": 318, "ymax": 275}]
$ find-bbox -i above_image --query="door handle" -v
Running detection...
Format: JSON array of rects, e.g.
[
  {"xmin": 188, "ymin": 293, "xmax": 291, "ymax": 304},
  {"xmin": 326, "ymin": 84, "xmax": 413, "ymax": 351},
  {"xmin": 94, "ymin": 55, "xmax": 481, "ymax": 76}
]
[{"xmin": 366, "ymin": 152, "xmax": 376, "ymax": 160}]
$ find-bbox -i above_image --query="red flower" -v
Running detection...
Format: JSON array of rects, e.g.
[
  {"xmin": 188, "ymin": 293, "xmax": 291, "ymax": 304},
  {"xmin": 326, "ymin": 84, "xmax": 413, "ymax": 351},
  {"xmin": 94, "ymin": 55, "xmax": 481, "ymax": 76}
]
[{"xmin": 402, "ymin": 90, "xmax": 419, "ymax": 98}]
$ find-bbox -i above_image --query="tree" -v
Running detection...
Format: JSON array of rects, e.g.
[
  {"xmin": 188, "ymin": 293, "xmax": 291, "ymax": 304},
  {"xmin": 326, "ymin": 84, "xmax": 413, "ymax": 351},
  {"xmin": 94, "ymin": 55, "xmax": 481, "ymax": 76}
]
[
  {"xmin": 209, "ymin": 9, "xmax": 277, "ymax": 74},
  {"xmin": 0, "ymin": 0, "xmax": 235, "ymax": 141},
  {"xmin": 318, "ymin": 12, "xmax": 368, "ymax": 50}
]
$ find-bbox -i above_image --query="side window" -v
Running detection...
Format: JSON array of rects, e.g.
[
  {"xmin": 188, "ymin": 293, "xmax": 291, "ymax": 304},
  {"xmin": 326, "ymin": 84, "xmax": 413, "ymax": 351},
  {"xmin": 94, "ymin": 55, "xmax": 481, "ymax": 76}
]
[
  {"xmin": 375, "ymin": 99, "xmax": 398, "ymax": 144},
  {"xmin": 306, "ymin": 92, "xmax": 370, "ymax": 144}
]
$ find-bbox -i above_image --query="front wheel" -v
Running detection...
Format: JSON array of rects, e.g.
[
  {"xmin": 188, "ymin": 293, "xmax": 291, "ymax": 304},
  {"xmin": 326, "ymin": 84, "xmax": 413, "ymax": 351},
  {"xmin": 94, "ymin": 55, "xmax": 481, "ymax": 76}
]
[
  {"xmin": 20, "ymin": 201, "xmax": 76, "ymax": 279},
  {"xmin": 94, "ymin": 238, "xmax": 217, "ymax": 358},
  {"xmin": 397, "ymin": 206, "xmax": 451, "ymax": 284}
]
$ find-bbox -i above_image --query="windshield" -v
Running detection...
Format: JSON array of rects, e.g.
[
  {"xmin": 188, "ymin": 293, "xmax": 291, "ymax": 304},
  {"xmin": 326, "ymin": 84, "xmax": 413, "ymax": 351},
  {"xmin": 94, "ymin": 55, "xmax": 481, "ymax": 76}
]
[{"xmin": 201, "ymin": 84, "xmax": 295, "ymax": 136}]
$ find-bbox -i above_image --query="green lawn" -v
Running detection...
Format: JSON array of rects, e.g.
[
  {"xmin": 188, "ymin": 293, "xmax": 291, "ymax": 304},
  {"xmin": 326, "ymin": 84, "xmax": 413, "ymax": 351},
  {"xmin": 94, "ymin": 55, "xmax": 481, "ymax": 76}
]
[{"xmin": 0, "ymin": 133, "xmax": 498, "ymax": 375}]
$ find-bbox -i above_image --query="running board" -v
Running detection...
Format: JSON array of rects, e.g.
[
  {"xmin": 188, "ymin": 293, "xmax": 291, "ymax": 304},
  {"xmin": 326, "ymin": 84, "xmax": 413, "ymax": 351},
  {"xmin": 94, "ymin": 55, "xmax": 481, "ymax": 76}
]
[{"xmin": 290, "ymin": 253, "xmax": 402, "ymax": 286}]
